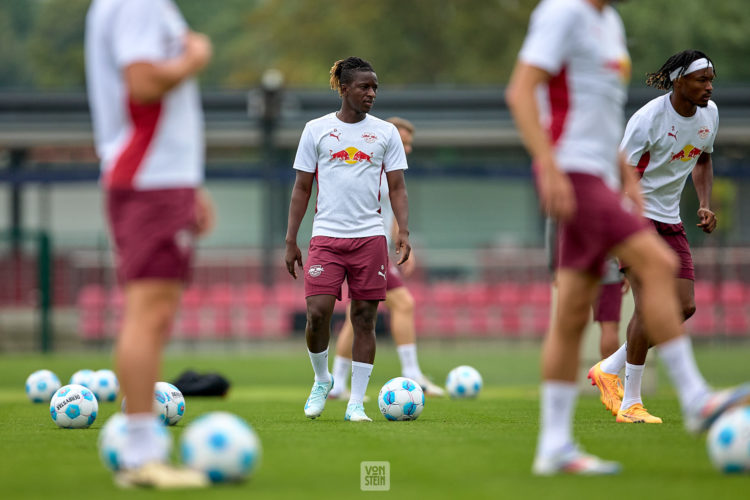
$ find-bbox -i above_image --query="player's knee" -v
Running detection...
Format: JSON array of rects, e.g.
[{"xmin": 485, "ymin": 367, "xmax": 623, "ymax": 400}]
[
  {"xmin": 391, "ymin": 292, "xmax": 415, "ymax": 315},
  {"xmin": 306, "ymin": 305, "xmax": 330, "ymax": 331},
  {"xmin": 350, "ymin": 308, "xmax": 376, "ymax": 333}
]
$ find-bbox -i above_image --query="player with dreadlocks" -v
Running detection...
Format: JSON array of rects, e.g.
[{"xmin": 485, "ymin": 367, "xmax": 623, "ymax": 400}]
[
  {"xmin": 508, "ymin": 0, "xmax": 750, "ymax": 475},
  {"xmin": 589, "ymin": 49, "xmax": 720, "ymax": 424},
  {"xmin": 285, "ymin": 57, "xmax": 411, "ymax": 422}
]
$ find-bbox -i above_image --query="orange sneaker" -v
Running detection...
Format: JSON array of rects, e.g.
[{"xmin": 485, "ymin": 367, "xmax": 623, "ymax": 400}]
[
  {"xmin": 587, "ymin": 361, "xmax": 623, "ymax": 416},
  {"xmin": 616, "ymin": 403, "xmax": 663, "ymax": 423}
]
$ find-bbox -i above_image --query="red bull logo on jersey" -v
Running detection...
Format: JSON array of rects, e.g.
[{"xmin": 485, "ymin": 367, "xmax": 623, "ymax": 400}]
[
  {"xmin": 605, "ymin": 56, "xmax": 631, "ymax": 83},
  {"xmin": 698, "ymin": 126, "xmax": 710, "ymax": 139},
  {"xmin": 329, "ymin": 147, "xmax": 374, "ymax": 165},
  {"xmin": 670, "ymin": 144, "xmax": 703, "ymax": 163}
]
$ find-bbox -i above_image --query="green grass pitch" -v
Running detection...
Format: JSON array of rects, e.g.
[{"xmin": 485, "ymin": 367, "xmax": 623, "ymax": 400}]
[{"xmin": 0, "ymin": 341, "xmax": 748, "ymax": 499}]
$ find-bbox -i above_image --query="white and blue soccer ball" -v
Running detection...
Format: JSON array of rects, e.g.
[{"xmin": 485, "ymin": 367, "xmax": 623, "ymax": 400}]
[
  {"xmin": 180, "ymin": 411, "xmax": 262, "ymax": 483},
  {"xmin": 25, "ymin": 369, "xmax": 61, "ymax": 403},
  {"xmin": 69, "ymin": 369, "xmax": 96, "ymax": 389},
  {"xmin": 378, "ymin": 377, "xmax": 425, "ymax": 421},
  {"xmin": 154, "ymin": 381, "xmax": 185, "ymax": 426},
  {"xmin": 50, "ymin": 384, "xmax": 98, "ymax": 429},
  {"xmin": 92, "ymin": 369, "xmax": 119, "ymax": 402},
  {"xmin": 97, "ymin": 413, "xmax": 172, "ymax": 471},
  {"xmin": 121, "ymin": 381, "xmax": 186, "ymax": 426},
  {"xmin": 446, "ymin": 365, "xmax": 483, "ymax": 399},
  {"xmin": 707, "ymin": 405, "xmax": 750, "ymax": 473}
]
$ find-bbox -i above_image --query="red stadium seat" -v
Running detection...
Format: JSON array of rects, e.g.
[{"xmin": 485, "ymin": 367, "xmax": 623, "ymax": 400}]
[{"xmin": 719, "ymin": 281, "xmax": 745, "ymax": 307}]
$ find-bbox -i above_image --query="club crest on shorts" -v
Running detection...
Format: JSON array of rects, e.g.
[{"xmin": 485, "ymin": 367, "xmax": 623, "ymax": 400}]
[{"xmin": 308, "ymin": 264, "xmax": 324, "ymax": 277}]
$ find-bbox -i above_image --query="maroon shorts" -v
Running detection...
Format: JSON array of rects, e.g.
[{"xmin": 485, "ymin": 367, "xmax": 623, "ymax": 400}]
[
  {"xmin": 304, "ymin": 236, "xmax": 388, "ymax": 301},
  {"xmin": 106, "ymin": 187, "xmax": 196, "ymax": 284},
  {"xmin": 593, "ymin": 282, "xmax": 623, "ymax": 323},
  {"xmin": 556, "ymin": 173, "xmax": 648, "ymax": 277},
  {"xmin": 386, "ymin": 261, "xmax": 404, "ymax": 291},
  {"xmin": 649, "ymin": 220, "xmax": 694, "ymax": 280}
]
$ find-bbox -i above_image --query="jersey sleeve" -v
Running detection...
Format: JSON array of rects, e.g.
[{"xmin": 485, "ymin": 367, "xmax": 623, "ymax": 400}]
[
  {"xmin": 704, "ymin": 103, "xmax": 719, "ymax": 154},
  {"xmin": 111, "ymin": 0, "xmax": 165, "ymax": 68},
  {"xmin": 518, "ymin": 0, "xmax": 577, "ymax": 74},
  {"xmin": 292, "ymin": 124, "xmax": 318, "ymax": 173},
  {"xmin": 619, "ymin": 112, "xmax": 653, "ymax": 166},
  {"xmin": 382, "ymin": 125, "xmax": 408, "ymax": 172}
]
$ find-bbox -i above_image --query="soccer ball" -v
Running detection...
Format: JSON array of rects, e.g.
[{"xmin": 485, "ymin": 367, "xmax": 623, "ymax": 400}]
[
  {"xmin": 50, "ymin": 384, "xmax": 98, "ymax": 429},
  {"xmin": 180, "ymin": 411, "xmax": 262, "ymax": 483},
  {"xmin": 70, "ymin": 369, "xmax": 96, "ymax": 389},
  {"xmin": 154, "ymin": 381, "xmax": 185, "ymax": 426},
  {"xmin": 25, "ymin": 369, "xmax": 61, "ymax": 403},
  {"xmin": 121, "ymin": 381, "xmax": 186, "ymax": 425},
  {"xmin": 97, "ymin": 413, "xmax": 172, "ymax": 471},
  {"xmin": 446, "ymin": 365, "xmax": 483, "ymax": 398},
  {"xmin": 377, "ymin": 377, "xmax": 425, "ymax": 421},
  {"xmin": 707, "ymin": 405, "xmax": 750, "ymax": 473},
  {"xmin": 92, "ymin": 369, "xmax": 119, "ymax": 402}
]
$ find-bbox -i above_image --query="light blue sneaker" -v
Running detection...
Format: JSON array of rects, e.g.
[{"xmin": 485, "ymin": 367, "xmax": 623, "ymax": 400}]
[
  {"xmin": 304, "ymin": 375, "xmax": 333, "ymax": 419},
  {"xmin": 345, "ymin": 402, "xmax": 372, "ymax": 422}
]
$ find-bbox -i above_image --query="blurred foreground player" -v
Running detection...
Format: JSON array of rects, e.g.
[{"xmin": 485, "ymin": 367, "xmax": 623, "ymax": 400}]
[
  {"xmin": 329, "ymin": 117, "xmax": 445, "ymax": 400},
  {"xmin": 507, "ymin": 0, "xmax": 750, "ymax": 476},
  {"xmin": 590, "ymin": 50, "xmax": 720, "ymax": 424},
  {"xmin": 86, "ymin": 0, "xmax": 214, "ymax": 488},
  {"xmin": 285, "ymin": 57, "xmax": 411, "ymax": 422}
]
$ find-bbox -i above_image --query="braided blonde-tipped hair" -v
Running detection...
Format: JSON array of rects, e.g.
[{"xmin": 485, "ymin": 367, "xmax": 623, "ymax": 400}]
[{"xmin": 329, "ymin": 57, "xmax": 375, "ymax": 96}]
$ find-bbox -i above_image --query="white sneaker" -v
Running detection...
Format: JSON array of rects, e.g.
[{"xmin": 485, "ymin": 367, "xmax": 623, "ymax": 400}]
[
  {"xmin": 684, "ymin": 383, "xmax": 750, "ymax": 434},
  {"xmin": 414, "ymin": 375, "xmax": 446, "ymax": 397},
  {"xmin": 304, "ymin": 375, "xmax": 334, "ymax": 419},
  {"xmin": 115, "ymin": 462, "xmax": 209, "ymax": 489},
  {"xmin": 327, "ymin": 388, "xmax": 350, "ymax": 400},
  {"xmin": 532, "ymin": 444, "xmax": 621, "ymax": 476},
  {"xmin": 345, "ymin": 403, "xmax": 372, "ymax": 422}
]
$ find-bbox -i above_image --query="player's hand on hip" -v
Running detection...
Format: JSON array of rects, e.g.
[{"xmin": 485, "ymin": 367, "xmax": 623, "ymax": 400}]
[
  {"xmin": 697, "ymin": 208, "xmax": 717, "ymax": 233},
  {"xmin": 194, "ymin": 188, "xmax": 215, "ymax": 237},
  {"xmin": 395, "ymin": 231, "xmax": 411, "ymax": 265},
  {"xmin": 284, "ymin": 243, "xmax": 303, "ymax": 279},
  {"xmin": 540, "ymin": 165, "xmax": 575, "ymax": 221}
]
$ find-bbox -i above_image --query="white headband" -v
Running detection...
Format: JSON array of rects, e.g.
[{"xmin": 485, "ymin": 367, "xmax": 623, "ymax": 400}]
[{"xmin": 669, "ymin": 58, "xmax": 713, "ymax": 82}]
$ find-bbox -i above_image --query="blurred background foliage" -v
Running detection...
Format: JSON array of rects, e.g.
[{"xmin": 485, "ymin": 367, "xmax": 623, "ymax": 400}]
[{"xmin": 1, "ymin": 0, "xmax": 748, "ymax": 90}]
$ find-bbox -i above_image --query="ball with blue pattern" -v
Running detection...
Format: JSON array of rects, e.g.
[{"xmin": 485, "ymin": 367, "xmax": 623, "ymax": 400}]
[
  {"xmin": 69, "ymin": 369, "xmax": 96, "ymax": 389},
  {"xmin": 378, "ymin": 377, "xmax": 425, "ymax": 421},
  {"xmin": 49, "ymin": 384, "xmax": 98, "ymax": 429},
  {"xmin": 707, "ymin": 405, "xmax": 750, "ymax": 473},
  {"xmin": 92, "ymin": 369, "xmax": 119, "ymax": 402},
  {"xmin": 180, "ymin": 411, "xmax": 262, "ymax": 482},
  {"xmin": 97, "ymin": 413, "xmax": 172, "ymax": 471},
  {"xmin": 25, "ymin": 369, "xmax": 61, "ymax": 403},
  {"xmin": 154, "ymin": 381, "xmax": 185, "ymax": 425},
  {"xmin": 445, "ymin": 365, "xmax": 483, "ymax": 399}
]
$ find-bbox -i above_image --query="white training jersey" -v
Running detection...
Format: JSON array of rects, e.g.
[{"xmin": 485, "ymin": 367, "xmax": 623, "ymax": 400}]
[
  {"xmin": 519, "ymin": 0, "xmax": 630, "ymax": 187},
  {"xmin": 293, "ymin": 113, "xmax": 408, "ymax": 238},
  {"xmin": 85, "ymin": 0, "xmax": 204, "ymax": 190},
  {"xmin": 620, "ymin": 94, "xmax": 719, "ymax": 224}
]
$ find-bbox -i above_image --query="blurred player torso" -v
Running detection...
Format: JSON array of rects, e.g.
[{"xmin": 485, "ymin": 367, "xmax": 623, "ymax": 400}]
[
  {"xmin": 292, "ymin": 113, "xmax": 407, "ymax": 239},
  {"xmin": 85, "ymin": 0, "xmax": 204, "ymax": 191},
  {"xmin": 620, "ymin": 94, "xmax": 719, "ymax": 223},
  {"xmin": 520, "ymin": 0, "xmax": 630, "ymax": 187}
]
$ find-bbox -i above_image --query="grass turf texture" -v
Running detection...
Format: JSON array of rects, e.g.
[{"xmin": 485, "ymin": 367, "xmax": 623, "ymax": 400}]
[{"xmin": 0, "ymin": 342, "xmax": 748, "ymax": 499}]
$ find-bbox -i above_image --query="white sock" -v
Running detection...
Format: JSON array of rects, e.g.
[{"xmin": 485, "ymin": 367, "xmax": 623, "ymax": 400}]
[
  {"xmin": 656, "ymin": 335, "xmax": 711, "ymax": 411},
  {"xmin": 536, "ymin": 381, "xmax": 578, "ymax": 458},
  {"xmin": 600, "ymin": 342, "xmax": 627, "ymax": 375},
  {"xmin": 121, "ymin": 413, "xmax": 168, "ymax": 469},
  {"xmin": 308, "ymin": 348, "xmax": 331, "ymax": 383},
  {"xmin": 620, "ymin": 363, "xmax": 644, "ymax": 410},
  {"xmin": 397, "ymin": 343, "xmax": 422, "ymax": 380},
  {"xmin": 332, "ymin": 355, "xmax": 351, "ymax": 392},
  {"xmin": 349, "ymin": 361, "xmax": 373, "ymax": 406}
]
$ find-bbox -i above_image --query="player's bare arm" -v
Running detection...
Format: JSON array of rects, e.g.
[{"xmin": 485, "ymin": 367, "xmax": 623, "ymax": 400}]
[
  {"xmin": 693, "ymin": 152, "xmax": 716, "ymax": 233},
  {"xmin": 618, "ymin": 152, "xmax": 644, "ymax": 216},
  {"xmin": 386, "ymin": 169, "xmax": 411, "ymax": 265},
  {"xmin": 125, "ymin": 32, "xmax": 212, "ymax": 103},
  {"xmin": 506, "ymin": 62, "xmax": 575, "ymax": 221},
  {"xmin": 284, "ymin": 171, "xmax": 314, "ymax": 278}
]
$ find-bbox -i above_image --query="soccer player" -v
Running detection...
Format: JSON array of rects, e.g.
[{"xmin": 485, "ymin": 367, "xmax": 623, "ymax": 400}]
[
  {"xmin": 329, "ymin": 117, "xmax": 445, "ymax": 400},
  {"xmin": 507, "ymin": 0, "xmax": 750, "ymax": 476},
  {"xmin": 85, "ymin": 0, "xmax": 213, "ymax": 488},
  {"xmin": 589, "ymin": 50, "xmax": 720, "ymax": 424},
  {"xmin": 285, "ymin": 57, "xmax": 411, "ymax": 422}
]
